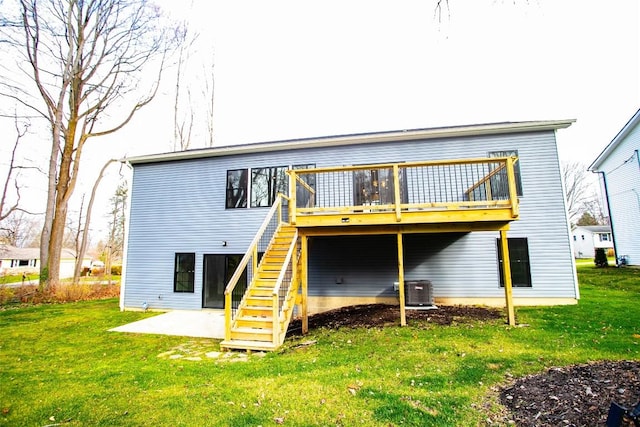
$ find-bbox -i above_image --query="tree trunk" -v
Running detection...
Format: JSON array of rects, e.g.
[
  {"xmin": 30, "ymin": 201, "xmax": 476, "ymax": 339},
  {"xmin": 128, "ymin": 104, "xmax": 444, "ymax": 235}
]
[
  {"xmin": 40, "ymin": 122, "xmax": 63, "ymax": 289},
  {"xmin": 73, "ymin": 159, "xmax": 115, "ymax": 284},
  {"xmin": 46, "ymin": 200, "xmax": 67, "ymax": 287}
]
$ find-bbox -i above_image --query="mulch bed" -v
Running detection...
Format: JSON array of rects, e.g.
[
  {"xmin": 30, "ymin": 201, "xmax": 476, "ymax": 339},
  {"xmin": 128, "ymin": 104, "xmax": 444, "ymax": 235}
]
[
  {"xmin": 287, "ymin": 303, "xmax": 502, "ymax": 333},
  {"xmin": 499, "ymin": 360, "xmax": 640, "ymax": 426},
  {"xmin": 287, "ymin": 304, "xmax": 640, "ymax": 426}
]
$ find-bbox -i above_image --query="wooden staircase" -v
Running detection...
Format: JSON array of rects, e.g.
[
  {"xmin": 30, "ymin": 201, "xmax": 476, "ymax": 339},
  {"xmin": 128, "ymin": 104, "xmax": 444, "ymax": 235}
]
[{"xmin": 220, "ymin": 224, "xmax": 299, "ymax": 351}]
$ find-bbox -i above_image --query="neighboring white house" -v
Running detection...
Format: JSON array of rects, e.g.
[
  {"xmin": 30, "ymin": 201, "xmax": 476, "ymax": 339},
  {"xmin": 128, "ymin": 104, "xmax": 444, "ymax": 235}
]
[
  {"xmin": 0, "ymin": 245, "xmax": 90, "ymax": 278},
  {"xmin": 589, "ymin": 108, "xmax": 640, "ymax": 266},
  {"xmin": 571, "ymin": 225, "xmax": 613, "ymax": 258}
]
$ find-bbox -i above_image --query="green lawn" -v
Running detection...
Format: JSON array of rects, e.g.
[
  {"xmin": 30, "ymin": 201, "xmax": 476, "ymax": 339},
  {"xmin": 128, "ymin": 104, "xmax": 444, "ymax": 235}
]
[{"xmin": 1, "ymin": 266, "xmax": 638, "ymax": 426}]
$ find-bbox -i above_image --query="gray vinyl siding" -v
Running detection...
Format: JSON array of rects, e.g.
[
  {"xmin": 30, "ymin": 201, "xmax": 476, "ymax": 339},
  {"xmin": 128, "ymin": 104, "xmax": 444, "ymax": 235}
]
[
  {"xmin": 123, "ymin": 130, "xmax": 578, "ymax": 310},
  {"xmin": 309, "ymin": 235, "xmax": 398, "ymax": 297},
  {"xmin": 596, "ymin": 125, "xmax": 640, "ymax": 265}
]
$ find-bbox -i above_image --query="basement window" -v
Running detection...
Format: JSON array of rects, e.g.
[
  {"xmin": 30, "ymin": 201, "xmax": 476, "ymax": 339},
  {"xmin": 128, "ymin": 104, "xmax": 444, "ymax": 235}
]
[{"xmin": 496, "ymin": 237, "xmax": 532, "ymax": 288}]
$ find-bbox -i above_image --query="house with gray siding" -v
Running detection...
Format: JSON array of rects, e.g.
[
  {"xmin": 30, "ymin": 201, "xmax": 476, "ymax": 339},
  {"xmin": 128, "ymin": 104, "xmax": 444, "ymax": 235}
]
[
  {"xmin": 589, "ymin": 108, "xmax": 640, "ymax": 266},
  {"xmin": 121, "ymin": 120, "xmax": 579, "ymax": 350}
]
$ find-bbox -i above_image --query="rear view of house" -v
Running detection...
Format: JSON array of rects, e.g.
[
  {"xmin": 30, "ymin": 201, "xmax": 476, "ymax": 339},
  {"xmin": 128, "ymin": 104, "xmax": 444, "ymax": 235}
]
[
  {"xmin": 590, "ymin": 108, "xmax": 640, "ymax": 266},
  {"xmin": 121, "ymin": 120, "xmax": 579, "ymax": 350}
]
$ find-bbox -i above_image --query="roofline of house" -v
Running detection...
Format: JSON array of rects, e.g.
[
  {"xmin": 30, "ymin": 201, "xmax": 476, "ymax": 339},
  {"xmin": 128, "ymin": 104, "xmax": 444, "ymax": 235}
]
[
  {"xmin": 123, "ymin": 119, "xmax": 575, "ymax": 165},
  {"xmin": 589, "ymin": 108, "xmax": 640, "ymax": 171}
]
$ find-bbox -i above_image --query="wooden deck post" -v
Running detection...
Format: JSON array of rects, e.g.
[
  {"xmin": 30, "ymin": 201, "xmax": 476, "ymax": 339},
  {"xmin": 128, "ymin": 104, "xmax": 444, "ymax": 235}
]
[
  {"xmin": 393, "ymin": 164, "xmax": 402, "ymax": 222},
  {"xmin": 301, "ymin": 233, "xmax": 309, "ymax": 334},
  {"xmin": 288, "ymin": 171, "xmax": 297, "ymax": 225},
  {"xmin": 499, "ymin": 229, "xmax": 516, "ymax": 326},
  {"xmin": 397, "ymin": 232, "xmax": 407, "ymax": 326}
]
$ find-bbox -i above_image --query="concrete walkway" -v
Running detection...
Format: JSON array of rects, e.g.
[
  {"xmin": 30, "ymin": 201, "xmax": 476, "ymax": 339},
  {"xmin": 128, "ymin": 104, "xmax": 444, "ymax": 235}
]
[{"xmin": 109, "ymin": 310, "xmax": 226, "ymax": 339}]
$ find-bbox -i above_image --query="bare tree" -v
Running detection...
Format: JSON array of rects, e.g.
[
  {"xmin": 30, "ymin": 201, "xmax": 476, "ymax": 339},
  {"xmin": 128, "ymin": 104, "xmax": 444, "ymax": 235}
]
[
  {"xmin": 0, "ymin": 116, "xmax": 30, "ymax": 223},
  {"xmin": 204, "ymin": 56, "xmax": 215, "ymax": 147},
  {"xmin": 72, "ymin": 158, "xmax": 116, "ymax": 284},
  {"xmin": 173, "ymin": 24, "xmax": 197, "ymax": 151},
  {"xmin": 581, "ymin": 194, "xmax": 607, "ymax": 225},
  {"xmin": 434, "ymin": 0, "xmax": 450, "ymax": 22},
  {"xmin": 562, "ymin": 161, "xmax": 593, "ymax": 224},
  {"xmin": 0, "ymin": 211, "xmax": 39, "ymax": 247},
  {"xmin": 104, "ymin": 179, "xmax": 127, "ymax": 283},
  {"xmin": 1, "ymin": 0, "xmax": 178, "ymax": 288}
]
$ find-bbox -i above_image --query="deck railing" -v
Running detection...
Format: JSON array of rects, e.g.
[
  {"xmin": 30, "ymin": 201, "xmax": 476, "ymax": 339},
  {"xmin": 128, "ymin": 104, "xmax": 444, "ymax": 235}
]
[
  {"xmin": 224, "ymin": 194, "xmax": 288, "ymax": 341},
  {"xmin": 287, "ymin": 156, "xmax": 519, "ymax": 224},
  {"xmin": 271, "ymin": 228, "xmax": 299, "ymax": 346}
]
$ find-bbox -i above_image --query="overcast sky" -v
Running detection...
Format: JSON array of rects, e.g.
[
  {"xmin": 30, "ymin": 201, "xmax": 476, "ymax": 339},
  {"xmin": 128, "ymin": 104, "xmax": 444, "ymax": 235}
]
[
  {"xmin": 2, "ymin": 0, "xmax": 639, "ymax": 238},
  {"xmin": 129, "ymin": 0, "xmax": 639, "ymax": 164}
]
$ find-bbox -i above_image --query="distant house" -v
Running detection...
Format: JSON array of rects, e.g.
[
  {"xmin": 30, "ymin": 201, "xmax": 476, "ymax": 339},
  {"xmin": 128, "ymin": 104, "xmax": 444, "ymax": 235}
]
[
  {"xmin": 571, "ymin": 225, "xmax": 613, "ymax": 258},
  {"xmin": 589, "ymin": 108, "xmax": 640, "ymax": 266},
  {"xmin": 122, "ymin": 119, "xmax": 579, "ymax": 351},
  {"xmin": 0, "ymin": 245, "xmax": 89, "ymax": 278}
]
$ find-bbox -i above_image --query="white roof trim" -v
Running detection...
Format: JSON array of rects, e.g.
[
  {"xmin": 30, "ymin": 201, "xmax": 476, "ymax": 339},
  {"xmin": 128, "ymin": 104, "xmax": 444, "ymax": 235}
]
[
  {"xmin": 124, "ymin": 119, "xmax": 575, "ymax": 165},
  {"xmin": 589, "ymin": 108, "xmax": 640, "ymax": 171}
]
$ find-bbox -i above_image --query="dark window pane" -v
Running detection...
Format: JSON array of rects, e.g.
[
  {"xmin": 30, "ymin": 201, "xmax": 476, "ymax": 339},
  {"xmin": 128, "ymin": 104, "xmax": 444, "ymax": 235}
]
[
  {"xmin": 496, "ymin": 238, "xmax": 531, "ymax": 288},
  {"xmin": 226, "ymin": 169, "xmax": 248, "ymax": 208},
  {"xmin": 251, "ymin": 166, "xmax": 288, "ymax": 207},
  {"xmin": 174, "ymin": 253, "xmax": 195, "ymax": 292}
]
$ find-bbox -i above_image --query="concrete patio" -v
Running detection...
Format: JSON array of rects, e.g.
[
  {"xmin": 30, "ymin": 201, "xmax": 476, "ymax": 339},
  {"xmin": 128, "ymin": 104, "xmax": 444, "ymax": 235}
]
[{"xmin": 109, "ymin": 310, "xmax": 226, "ymax": 339}]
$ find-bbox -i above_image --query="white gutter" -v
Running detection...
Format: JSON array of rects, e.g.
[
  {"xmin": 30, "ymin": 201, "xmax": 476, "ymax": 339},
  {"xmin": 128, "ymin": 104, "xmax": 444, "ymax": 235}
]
[
  {"xmin": 589, "ymin": 108, "xmax": 640, "ymax": 171},
  {"xmin": 119, "ymin": 160, "xmax": 133, "ymax": 311}
]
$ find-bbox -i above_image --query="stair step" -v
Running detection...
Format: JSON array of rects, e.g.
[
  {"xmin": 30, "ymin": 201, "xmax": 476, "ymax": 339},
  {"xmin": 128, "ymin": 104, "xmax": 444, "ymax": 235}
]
[
  {"xmin": 249, "ymin": 288, "xmax": 274, "ymax": 297},
  {"xmin": 220, "ymin": 339, "xmax": 278, "ymax": 352},
  {"xmin": 269, "ymin": 243, "xmax": 292, "ymax": 248},
  {"xmin": 262, "ymin": 256, "xmax": 286, "ymax": 262},
  {"xmin": 260, "ymin": 264, "xmax": 284, "ymax": 271},
  {"xmin": 239, "ymin": 306, "xmax": 273, "ymax": 317},
  {"xmin": 233, "ymin": 326, "xmax": 272, "ymax": 334},
  {"xmin": 245, "ymin": 296, "xmax": 273, "ymax": 306},
  {"xmin": 236, "ymin": 316, "xmax": 273, "ymax": 328},
  {"xmin": 230, "ymin": 327, "xmax": 273, "ymax": 342},
  {"xmin": 252, "ymin": 283, "xmax": 276, "ymax": 290}
]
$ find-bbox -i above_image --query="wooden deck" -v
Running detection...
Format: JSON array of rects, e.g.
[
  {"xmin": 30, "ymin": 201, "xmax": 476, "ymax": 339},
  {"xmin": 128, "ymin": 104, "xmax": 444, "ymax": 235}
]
[
  {"xmin": 288, "ymin": 157, "xmax": 520, "ymax": 230},
  {"xmin": 222, "ymin": 156, "xmax": 522, "ymax": 351}
]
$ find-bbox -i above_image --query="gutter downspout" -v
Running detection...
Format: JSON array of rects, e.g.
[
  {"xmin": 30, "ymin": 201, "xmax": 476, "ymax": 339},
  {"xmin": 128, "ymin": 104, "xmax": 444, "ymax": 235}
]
[
  {"xmin": 597, "ymin": 171, "xmax": 619, "ymax": 266},
  {"xmin": 119, "ymin": 160, "xmax": 134, "ymax": 311}
]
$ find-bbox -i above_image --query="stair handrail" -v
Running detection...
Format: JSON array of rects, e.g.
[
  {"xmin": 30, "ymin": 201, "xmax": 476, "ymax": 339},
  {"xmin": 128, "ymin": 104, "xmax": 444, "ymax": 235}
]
[
  {"xmin": 464, "ymin": 156, "xmax": 518, "ymax": 202},
  {"xmin": 271, "ymin": 228, "xmax": 299, "ymax": 346},
  {"xmin": 224, "ymin": 194, "xmax": 287, "ymax": 341}
]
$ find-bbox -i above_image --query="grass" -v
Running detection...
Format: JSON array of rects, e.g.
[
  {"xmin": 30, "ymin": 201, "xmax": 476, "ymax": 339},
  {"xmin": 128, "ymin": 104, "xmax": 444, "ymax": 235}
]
[
  {"xmin": 0, "ymin": 274, "xmax": 38, "ymax": 285},
  {"xmin": 0, "ymin": 265, "xmax": 638, "ymax": 426}
]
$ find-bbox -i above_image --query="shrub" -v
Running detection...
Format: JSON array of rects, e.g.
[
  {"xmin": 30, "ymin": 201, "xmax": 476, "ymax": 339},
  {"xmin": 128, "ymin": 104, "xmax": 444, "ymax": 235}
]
[
  {"xmin": 594, "ymin": 248, "xmax": 608, "ymax": 267},
  {"xmin": 110, "ymin": 264, "xmax": 122, "ymax": 275},
  {"xmin": 0, "ymin": 283, "xmax": 120, "ymax": 306}
]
